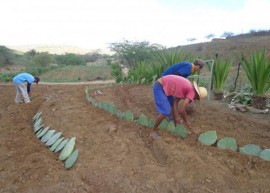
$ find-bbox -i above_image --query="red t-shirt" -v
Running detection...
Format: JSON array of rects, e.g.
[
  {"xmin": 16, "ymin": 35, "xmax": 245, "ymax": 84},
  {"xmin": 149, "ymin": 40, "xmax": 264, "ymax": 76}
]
[{"xmin": 162, "ymin": 75, "xmax": 196, "ymax": 101}]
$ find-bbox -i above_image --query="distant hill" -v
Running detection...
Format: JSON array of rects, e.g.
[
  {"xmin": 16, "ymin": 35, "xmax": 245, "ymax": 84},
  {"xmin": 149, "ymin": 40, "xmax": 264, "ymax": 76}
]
[
  {"xmin": 5, "ymin": 31, "xmax": 270, "ymax": 60},
  {"xmin": 7, "ymin": 45, "xmax": 98, "ymax": 55},
  {"xmin": 178, "ymin": 33, "xmax": 270, "ymax": 64}
]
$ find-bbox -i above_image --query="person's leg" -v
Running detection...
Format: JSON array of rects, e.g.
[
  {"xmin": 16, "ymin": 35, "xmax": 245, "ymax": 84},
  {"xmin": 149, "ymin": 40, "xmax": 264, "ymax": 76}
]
[
  {"xmin": 150, "ymin": 81, "xmax": 171, "ymax": 137},
  {"xmin": 18, "ymin": 83, "xmax": 30, "ymax": 103},
  {"xmin": 167, "ymin": 96, "xmax": 174, "ymax": 120},
  {"xmin": 15, "ymin": 84, "xmax": 22, "ymax": 103},
  {"xmin": 150, "ymin": 114, "xmax": 166, "ymax": 136}
]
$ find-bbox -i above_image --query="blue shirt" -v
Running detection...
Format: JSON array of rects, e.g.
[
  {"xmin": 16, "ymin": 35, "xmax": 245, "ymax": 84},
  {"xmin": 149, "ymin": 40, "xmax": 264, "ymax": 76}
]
[
  {"xmin": 162, "ymin": 62, "xmax": 192, "ymax": 78},
  {"xmin": 13, "ymin": 73, "xmax": 35, "ymax": 84}
]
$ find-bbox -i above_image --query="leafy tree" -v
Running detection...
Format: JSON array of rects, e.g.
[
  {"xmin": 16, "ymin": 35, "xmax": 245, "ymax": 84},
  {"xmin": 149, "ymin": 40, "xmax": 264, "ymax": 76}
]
[
  {"xmin": 33, "ymin": 52, "xmax": 52, "ymax": 67},
  {"xmin": 205, "ymin": 34, "xmax": 215, "ymax": 39},
  {"xmin": 55, "ymin": 53, "xmax": 85, "ymax": 65},
  {"xmin": 187, "ymin": 38, "xmax": 196, "ymax": 42},
  {"xmin": 25, "ymin": 49, "xmax": 37, "ymax": 59},
  {"xmin": 84, "ymin": 52, "xmax": 102, "ymax": 63},
  {"xmin": 109, "ymin": 40, "xmax": 162, "ymax": 67},
  {"xmin": 110, "ymin": 63, "xmax": 123, "ymax": 82},
  {"xmin": 221, "ymin": 31, "xmax": 234, "ymax": 38}
]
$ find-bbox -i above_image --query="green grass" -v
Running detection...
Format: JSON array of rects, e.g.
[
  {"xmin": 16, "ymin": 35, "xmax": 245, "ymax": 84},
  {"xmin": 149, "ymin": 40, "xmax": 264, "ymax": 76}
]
[{"xmin": 40, "ymin": 65, "xmax": 113, "ymax": 82}]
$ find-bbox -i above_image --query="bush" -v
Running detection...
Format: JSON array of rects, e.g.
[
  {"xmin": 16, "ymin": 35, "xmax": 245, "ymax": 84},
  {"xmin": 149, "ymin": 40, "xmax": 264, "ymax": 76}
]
[
  {"xmin": 110, "ymin": 63, "xmax": 123, "ymax": 83},
  {"xmin": 0, "ymin": 72, "xmax": 17, "ymax": 82}
]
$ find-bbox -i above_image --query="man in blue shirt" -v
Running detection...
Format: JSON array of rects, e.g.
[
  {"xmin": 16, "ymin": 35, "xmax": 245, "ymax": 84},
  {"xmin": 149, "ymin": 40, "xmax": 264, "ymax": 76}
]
[
  {"xmin": 12, "ymin": 73, "xmax": 40, "ymax": 103},
  {"xmin": 162, "ymin": 59, "xmax": 205, "ymax": 77}
]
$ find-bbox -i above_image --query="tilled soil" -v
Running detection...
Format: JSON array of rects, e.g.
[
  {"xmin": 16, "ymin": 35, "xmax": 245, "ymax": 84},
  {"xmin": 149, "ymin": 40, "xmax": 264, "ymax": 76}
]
[{"xmin": 0, "ymin": 83, "xmax": 270, "ymax": 193}]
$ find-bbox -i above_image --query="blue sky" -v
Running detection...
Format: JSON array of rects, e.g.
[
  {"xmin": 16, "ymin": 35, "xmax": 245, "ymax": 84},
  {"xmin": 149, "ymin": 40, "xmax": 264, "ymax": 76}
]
[{"xmin": 0, "ymin": 0, "xmax": 269, "ymax": 52}]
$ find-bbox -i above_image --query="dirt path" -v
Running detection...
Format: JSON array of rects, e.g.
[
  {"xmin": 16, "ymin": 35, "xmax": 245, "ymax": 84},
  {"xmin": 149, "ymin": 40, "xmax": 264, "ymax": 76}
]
[
  {"xmin": 0, "ymin": 80, "xmax": 116, "ymax": 86},
  {"xmin": 1, "ymin": 83, "xmax": 270, "ymax": 193}
]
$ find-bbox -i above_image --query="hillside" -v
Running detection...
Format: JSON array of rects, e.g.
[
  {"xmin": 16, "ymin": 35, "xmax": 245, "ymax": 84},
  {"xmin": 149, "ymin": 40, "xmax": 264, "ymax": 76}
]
[
  {"xmin": 178, "ymin": 34, "xmax": 270, "ymax": 64},
  {"xmin": 7, "ymin": 45, "xmax": 97, "ymax": 55},
  {"xmin": 4, "ymin": 32, "xmax": 270, "ymax": 58}
]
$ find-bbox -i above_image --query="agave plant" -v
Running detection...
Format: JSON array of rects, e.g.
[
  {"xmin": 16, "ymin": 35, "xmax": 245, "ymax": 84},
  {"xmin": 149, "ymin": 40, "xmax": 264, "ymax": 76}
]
[
  {"xmin": 124, "ymin": 61, "xmax": 159, "ymax": 84},
  {"xmin": 213, "ymin": 58, "xmax": 233, "ymax": 93},
  {"xmin": 155, "ymin": 48, "xmax": 192, "ymax": 72},
  {"xmin": 242, "ymin": 49, "xmax": 270, "ymax": 96},
  {"xmin": 232, "ymin": 85, "xmax": 252, "ymax": 105}
]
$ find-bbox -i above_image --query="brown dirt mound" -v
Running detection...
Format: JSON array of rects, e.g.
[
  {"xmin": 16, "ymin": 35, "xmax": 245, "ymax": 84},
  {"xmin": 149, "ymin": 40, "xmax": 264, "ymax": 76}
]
[{"xmin": 1, "ymin": 83, "xmax": 270, "ymax": 193}]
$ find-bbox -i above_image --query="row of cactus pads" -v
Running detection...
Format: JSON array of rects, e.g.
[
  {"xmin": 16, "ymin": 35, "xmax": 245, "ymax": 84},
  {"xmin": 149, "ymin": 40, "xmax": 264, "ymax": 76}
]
[
  {"xmin": 32, "ymin": 112, "xmax": 79, "ymax": 169},
  {"xmin": 85, "ymin": 85, "xmax": 270, "ymax": 162}
]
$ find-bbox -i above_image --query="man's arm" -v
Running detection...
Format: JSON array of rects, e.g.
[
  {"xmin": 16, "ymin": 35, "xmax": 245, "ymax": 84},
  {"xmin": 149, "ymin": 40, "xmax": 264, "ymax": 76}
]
[
  {"xmin": 178, "ymin": 98, "xmax": 191, "ymax": 129},
  {"xmin": 27, "ymin": 83, "xmax": 31, "ymax": 95},
  {"xmin": 172, "ymin": 98, "xmax": 181, "ymax": 126}
]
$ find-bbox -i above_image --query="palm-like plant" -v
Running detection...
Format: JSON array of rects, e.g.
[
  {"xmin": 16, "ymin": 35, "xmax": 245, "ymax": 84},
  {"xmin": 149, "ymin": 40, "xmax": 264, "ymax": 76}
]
[
  {"xmin": 242, "ymin": 49, "xmax": 270, "ymax": 96},
  {"xmin": 213, "ymin": 58, "xmax": 233, "ymax": 93}
]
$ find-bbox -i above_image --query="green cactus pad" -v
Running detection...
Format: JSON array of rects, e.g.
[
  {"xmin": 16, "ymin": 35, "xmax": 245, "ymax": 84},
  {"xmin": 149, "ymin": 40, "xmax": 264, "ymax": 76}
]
[
  {"xmin": 46, "ymin": 132, "xmax": 62, "ymax": 146},
  {"xmin": 116, "ymin": 111, "xmax": 123, "ymax": 118},
  {"xmin": 59, "ymin": 137, "xmax": 76, "ymax": 161},
  {"xmin": 148, "ymin": 119, "xmax": 155, "ymax": 128},
  {"xmin": 34, "ymin": 124, "xmax": 44, "ymax": 133},
  {"xmin": 123, "ymin": 111, "xmax": 133, "ymax": 122},
  {"xmin": 174, "ymin": 125, "xmax": 187, "ymax": 139},
  {"xmin": 35, "ymin": 128, "xmax": 43, "ymax": 137},
  {"xmin": 217, "ymin": 137, "xmax": 237, "ymax": 151},
  {"xmin": 103, "ymin": 102, "xmax": 110, "ymax": 111},
  {"xmin": 50, "ymin": 137, "xmax": 64, "ymax": 152},
  {"xmin": 108, "ymin": 104, "xmax": 117, "ymax": 115},
  {"xmin": 37, "ymin": 127, "xmax": 50, "ymax": 139},
  {"xmin": 54, "ymin": 138, "xmax": 69, "ymax": 153},
  {"xmin": 41, "ymin": 130, "xmax": 56, "ymax": 143},
  {"xmin": 32, "ymin": 112, "xmax": 42, "ymax": 123},
  {"xmin": 198, "ymin": 130, "xmax": 217, "ymax": 146},
  {"xmin": 167, "ymin": 121, "xmax": 175, "ymax": 132},
  {"xmin": 97, "ymin": 102, "xmax": 102, "ymax": 109},
  {"xmin": 136, "ymin": 114, "xmax": 149, "ymax": 127},
  {"xmin": 34, "ymin": 117, "xmax": 42, "ymax": 126},
  {"xmin": 158, "ymin": 119, "xmax": 168, "ymax": 130},
  {"xmin": 259, "ymin": 149, "xmax": 270, "ymax": 161},
  {"xmin": 64, "ymin": 149, "xmax": 79, "ymax": 169},
  {"xmin": 240, "ymin": 144, "xmax": 262, "ymax": 157}
]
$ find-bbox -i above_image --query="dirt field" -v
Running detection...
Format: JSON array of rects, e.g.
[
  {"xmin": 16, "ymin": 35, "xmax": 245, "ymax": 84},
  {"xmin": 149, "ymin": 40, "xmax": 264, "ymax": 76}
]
[{"xmin": 1, "ymin": 82, "xmax": 270, "ymax": 193}]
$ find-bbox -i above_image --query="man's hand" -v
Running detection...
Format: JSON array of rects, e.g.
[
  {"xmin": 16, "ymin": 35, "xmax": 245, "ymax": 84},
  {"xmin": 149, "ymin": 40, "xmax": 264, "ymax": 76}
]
[
  {"xmin": 175, "ymin": 118, "xmax": 183, "ymax": 125},
  {"xmin": 184, "ymin": 121, "xmax": 191, "ymax": 130}
]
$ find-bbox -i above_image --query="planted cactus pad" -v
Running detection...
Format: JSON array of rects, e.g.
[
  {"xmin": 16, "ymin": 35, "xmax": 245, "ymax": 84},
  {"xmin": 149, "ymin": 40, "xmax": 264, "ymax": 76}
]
[
  {"xmin": 158, "ymin": 119, "xmax": 168, "ymax": 130},
  {"xmin": 198, "ymin": 130, "xmax": 217, "ymax": 146},
  {"xmin": 217, "ymin": 137, "xmax": 237, "ymax": 151},
  {"xmin": 136, "ymin": 114, "xmax": 149, "ymax": 127},
  {"xmin": 64, "ymin": 149, "xmax": 79, "ymax": 169},
  {"xmin": 174, "ymin": 125, "xmax": 187, "ymax": 139},
  {"xmin": 259, "ymin": 149, "xmax": 270, "ymax": 161},
  {"xmin": 240, "ymin": 144, "xmax": 262, "ymax": 157},
  {"xmin": 59, "ymin": 137, "xmax": 76, "ymax": 161},
  {"xmin": 123, "ymin": 111, "xmax": 133, "ymax": 122},
  {"xmin": 167, "ymin": 121, "xmax": 175, "ymax": 132}
]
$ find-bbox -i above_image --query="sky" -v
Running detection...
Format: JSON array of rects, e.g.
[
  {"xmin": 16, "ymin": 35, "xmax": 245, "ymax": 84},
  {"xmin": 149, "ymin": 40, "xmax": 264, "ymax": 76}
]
[{"xmin": 1, "ymin": 0, "xmax": 269, "ymax": 52}]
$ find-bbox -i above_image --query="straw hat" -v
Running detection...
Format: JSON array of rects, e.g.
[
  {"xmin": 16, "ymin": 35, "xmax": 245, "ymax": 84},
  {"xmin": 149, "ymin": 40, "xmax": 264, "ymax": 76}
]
[{"xmin": 193, "ymin": 81, "xmax": 208, "ymax": 100}]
